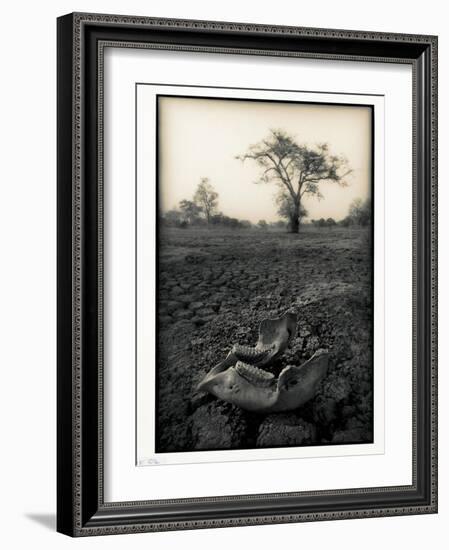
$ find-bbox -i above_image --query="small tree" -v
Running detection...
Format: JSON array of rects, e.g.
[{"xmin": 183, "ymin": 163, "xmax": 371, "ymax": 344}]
[
  {"xmin": 179, "ymin": 199, "xmax": 202, "ymax": 225},
  {"xmin": 163, "ymin": 209, "xmax": 184, "ymax": 227},
  {"xmin": 227, "ymin": 217, "xmax": 240, "ymax": 229},
  {"xmin": 237, "ymin": 129, "xmax": 351, "ymax": 233},
  {"xmin": 210, "ymin": 212, "xmax": 224, "ymax": 225},
  {"xmin": 257, "ymin": 219, "xmax": 268, "ymax": 229},
  {"xmin": 193, "ymin": 178, "xmax": 219, "ymax": 224},
  {"xmin": 240, "ymin": 220, "xmax": 252, "ymax": 229},
  {"xmin": 348, "ymin": 197, "xmax": 371, "ymax": 226}
]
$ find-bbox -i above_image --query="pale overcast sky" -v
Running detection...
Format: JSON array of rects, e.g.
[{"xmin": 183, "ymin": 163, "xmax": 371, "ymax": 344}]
[{"xmin": 158, "ymin": 97, "xmax": 372, "ymax": 223}]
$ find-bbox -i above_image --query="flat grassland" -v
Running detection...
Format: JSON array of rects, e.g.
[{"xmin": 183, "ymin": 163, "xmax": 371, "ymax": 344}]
[{"xmin": 156, "ymin": 226, "xmax": 373, "ymax": 452}]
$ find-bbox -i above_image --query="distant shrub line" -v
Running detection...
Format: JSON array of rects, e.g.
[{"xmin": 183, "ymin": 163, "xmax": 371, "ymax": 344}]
[{"xmin": 161, "ymin": 177, "xmax": 371, "ymax": 231}]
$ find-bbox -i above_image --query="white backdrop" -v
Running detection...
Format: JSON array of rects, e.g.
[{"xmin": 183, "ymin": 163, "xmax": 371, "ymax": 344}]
[{"xmin": 0, "ymin": 0, "xmax": 446, "ymax": 549}]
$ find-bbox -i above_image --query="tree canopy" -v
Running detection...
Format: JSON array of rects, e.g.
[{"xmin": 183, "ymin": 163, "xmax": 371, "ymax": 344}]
[{"xmin": 237, "ymin": 129, "xmax": 352, "ymax": 232}]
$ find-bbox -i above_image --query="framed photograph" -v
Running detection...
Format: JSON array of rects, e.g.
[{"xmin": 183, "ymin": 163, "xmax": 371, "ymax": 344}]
[{"xmin": 57, "ymin": 12, "xmax": 438, "ymax": 536}]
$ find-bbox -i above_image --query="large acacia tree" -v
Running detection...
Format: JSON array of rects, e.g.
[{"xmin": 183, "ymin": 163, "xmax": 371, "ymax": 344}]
[{"xmin": 237, "ymin": 130, "xmax": 352, "ymax": 233}]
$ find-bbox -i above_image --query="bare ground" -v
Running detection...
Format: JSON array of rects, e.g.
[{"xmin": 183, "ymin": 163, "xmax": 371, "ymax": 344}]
[{"xmin": 156, "ymin": 226, "xmax": 373, "ymax": 452}]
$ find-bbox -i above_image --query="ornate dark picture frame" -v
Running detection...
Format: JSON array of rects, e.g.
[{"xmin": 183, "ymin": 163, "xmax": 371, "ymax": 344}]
[{"xmin": 57, "ymin": 12, "xmax": 438, "ymax": 536}]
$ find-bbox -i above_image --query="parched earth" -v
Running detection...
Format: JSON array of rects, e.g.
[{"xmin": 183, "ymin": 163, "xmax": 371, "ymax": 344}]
[{"xmin": 156, "ymin": 226, "xmax": 373, "ymax": 452}]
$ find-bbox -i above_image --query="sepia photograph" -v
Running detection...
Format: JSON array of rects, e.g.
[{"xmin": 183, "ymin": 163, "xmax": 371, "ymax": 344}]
[{"xmin": 152, "ymin": 93, "xmax": 374, "ymax": 455}]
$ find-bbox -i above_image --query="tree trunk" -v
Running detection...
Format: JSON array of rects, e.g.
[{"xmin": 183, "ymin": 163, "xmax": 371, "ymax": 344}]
[
  {"xmin": 289, "ymin": 202, "xmax": 300, "ymax": 233},
  {"xmin": 289, "ymin": 216, "xmax": 299, "ymax": 233}
]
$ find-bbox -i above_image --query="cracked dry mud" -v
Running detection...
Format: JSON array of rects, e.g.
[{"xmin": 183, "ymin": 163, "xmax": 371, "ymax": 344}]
[{"xmin": 156, "ymin": 226, "xmax": 373, "ymax": 452}]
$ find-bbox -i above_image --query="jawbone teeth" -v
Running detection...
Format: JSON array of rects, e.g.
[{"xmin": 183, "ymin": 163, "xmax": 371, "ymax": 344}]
[
  {"xmin": 235, "ymin": 361, "xmax": 275, "ymax": 388},
  {"xmin": 233, "ymin": 343, "xmax": 275, "ymax": 362}
]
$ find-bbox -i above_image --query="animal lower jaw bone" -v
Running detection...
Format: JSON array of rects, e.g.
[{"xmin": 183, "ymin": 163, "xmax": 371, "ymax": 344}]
[
  {"xmin": 196, "ymin": 312, "xmax": 329, "ymax": 413},
  {"xmin": 198, "ymin": 350, "xmax": 329, "ymax": 413}
]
